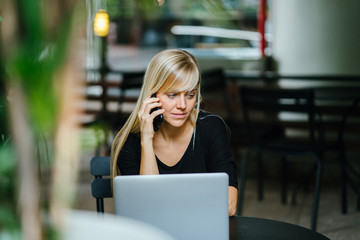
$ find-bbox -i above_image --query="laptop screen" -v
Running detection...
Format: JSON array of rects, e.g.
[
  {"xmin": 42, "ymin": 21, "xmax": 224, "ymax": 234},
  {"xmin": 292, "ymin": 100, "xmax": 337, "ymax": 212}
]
[{"xmin": 113, "ymin": 173, "xmax": 229, "ymax": 240}]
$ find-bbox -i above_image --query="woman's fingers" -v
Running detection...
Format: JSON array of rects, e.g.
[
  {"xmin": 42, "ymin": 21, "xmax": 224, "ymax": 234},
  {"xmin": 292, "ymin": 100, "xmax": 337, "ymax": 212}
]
[
  {"xmin": 139, "ymin": 98, "xmax": 161, "ymax": 117},
  {"xmin": 151, "ymin": 107, "xmax": 165, "ymax": 116},
  {"xmin": 145, "ymin": 97, "xmax": 159, "ymax": 111},
  {"xmin": 138, "ymin": 95, "xmax": 164, "ymax": 134}
]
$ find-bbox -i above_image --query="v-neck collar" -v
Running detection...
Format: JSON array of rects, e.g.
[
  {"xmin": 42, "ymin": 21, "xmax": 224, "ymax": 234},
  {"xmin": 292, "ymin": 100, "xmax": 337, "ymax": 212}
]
[{"xmin": 156, "ymin": 132, "xmax": 194, "ymax": 169}]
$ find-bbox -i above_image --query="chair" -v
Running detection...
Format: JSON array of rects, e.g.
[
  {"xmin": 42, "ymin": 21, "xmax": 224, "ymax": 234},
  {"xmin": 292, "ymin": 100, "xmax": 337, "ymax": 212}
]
[
  {"xmin": 200, "ymin": 68, "xmax": 257, "ymax": 161},
  {"xmin": 200, "ymin": 69, "xmax": 285, "ymax": 174},
  {"xmin": 314, "ymin": 88, "xmax": 360, "ymax": 213},
  {"xmin": 237, "ymin": 85, "xmax": 322, "ymax": 231},
  {"xmin": 84, "ymin": 71, "xmax": 144, "ymax": 155},
  {"xmin": 117, "ymin": 71, "xmax": 144, "ymax": 112},
  {"xmin": 200, "ymin": 68, "xmax": 235, "ymax": 125},
  {"xmin": 90, "ymin": 156, "xmax": 112, "ymax": 213}
]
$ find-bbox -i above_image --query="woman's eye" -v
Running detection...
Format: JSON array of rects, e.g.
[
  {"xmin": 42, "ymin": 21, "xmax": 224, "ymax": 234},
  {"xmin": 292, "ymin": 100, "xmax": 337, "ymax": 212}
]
[
  {"xmin": 187, "ymin": 92, "xmax": 196, "ymax": 99},
  {"xmin": 167, "ymin": 93, "xmax": 176, "ymax": 98}
]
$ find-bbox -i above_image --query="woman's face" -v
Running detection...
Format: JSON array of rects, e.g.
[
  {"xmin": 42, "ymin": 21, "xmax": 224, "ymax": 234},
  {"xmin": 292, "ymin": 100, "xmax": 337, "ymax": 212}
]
[{"xmin": 157, "ymin": 88, "xmax": 197, "ymax": 128}]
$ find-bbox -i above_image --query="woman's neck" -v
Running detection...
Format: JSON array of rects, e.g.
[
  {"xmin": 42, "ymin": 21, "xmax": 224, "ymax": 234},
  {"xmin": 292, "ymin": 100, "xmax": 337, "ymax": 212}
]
[{"xmin": 156, "ymin": 120, "xmax": 194, "ymax": 142}]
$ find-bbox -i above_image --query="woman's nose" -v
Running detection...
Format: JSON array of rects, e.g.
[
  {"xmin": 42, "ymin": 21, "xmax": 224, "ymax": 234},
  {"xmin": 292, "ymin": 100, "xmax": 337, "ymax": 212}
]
[{"xmin": 177, "ymin": 95, "xmax": 186, "ymax": 109}]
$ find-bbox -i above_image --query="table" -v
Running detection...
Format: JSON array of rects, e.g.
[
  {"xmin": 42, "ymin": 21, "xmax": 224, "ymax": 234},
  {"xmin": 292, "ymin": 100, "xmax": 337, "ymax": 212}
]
[{"xmin": 230, "ymin": 216, "xmax": 330, "ymax": 240}]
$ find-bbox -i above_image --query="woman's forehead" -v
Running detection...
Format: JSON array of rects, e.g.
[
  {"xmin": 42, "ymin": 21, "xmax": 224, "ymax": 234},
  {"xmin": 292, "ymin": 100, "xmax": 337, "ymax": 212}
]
[
  {"xmin": 160, "ymin": 74, "xmax": 199, "ymax": 93},
  {"xmin": 163, "ymin": 88, "xmax": 198, "ymax": 94},
  {"xmin": 165, "ymin": 80, "xmax": 197, "ymax": 90}
]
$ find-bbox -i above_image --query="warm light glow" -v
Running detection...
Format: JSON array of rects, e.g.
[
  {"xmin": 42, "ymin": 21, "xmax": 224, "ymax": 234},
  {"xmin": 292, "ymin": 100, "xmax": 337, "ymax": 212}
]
[
  {"xmin": 157, "ymin": 0, "xmax": 165, "ymax": 6},
  {"xmin": 94, "ymin": 9, "xmax": 109, "ymax": 37}
]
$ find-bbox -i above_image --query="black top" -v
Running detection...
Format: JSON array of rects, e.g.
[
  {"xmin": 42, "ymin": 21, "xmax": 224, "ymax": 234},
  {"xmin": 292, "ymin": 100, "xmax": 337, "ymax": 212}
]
[{"xmin": 117, "ymin": 111, "xmax": 238, "ymax": 188}]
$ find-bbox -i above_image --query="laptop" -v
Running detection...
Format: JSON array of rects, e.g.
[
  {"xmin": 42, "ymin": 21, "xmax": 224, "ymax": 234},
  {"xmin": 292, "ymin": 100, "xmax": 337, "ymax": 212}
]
[{"xmin": 113, "ymin": 173, "xmax": 229, "ymax": 240}]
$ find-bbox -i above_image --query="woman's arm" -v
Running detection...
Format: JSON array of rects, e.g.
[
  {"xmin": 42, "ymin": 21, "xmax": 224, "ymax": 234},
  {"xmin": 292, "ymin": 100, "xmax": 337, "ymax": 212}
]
[
  {"xmin": 201, "ymin": 114, "xmax": 239, "ymax": 216},
  {"xmin": 228, "ymin": 186, "xmax": 238, "ymax": 216},
  {"xmin": 139, "ymin": 139, "xmax": 159, "ymax": 175},
  {"xmin": 138, "ymin": 95, "xmax": 164, "ymax": 175}
]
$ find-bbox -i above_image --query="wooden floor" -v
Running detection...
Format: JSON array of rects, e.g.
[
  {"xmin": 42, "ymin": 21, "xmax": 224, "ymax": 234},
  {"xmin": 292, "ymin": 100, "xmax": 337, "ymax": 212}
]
[{"xmin": 75, "ymin": 150, "xmax": 360, "ymax": 240}]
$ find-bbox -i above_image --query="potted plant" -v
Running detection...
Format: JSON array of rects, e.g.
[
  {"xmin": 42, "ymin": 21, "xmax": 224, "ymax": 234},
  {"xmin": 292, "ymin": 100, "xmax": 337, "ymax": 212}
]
[{"xmin": 0, "ymin": 0, "xmax": 84, "ymax": 239}]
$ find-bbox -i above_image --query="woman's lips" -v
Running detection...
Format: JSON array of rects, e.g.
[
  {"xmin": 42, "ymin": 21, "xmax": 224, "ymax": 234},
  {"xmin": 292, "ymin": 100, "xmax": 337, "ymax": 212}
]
[{"xmin": 172, "ymin": 113, "xmax": 186, "ymax": 119}]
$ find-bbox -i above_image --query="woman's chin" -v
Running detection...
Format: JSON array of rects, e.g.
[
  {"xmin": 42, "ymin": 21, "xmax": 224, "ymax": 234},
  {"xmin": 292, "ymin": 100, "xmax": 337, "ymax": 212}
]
[{"xmin": 163, "ymin": 118, "xmax": 188, "ymax": 129}]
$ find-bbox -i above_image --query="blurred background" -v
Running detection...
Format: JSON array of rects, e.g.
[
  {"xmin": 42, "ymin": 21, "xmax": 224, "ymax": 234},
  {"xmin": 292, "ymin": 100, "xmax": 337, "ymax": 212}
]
[{"xmin": 1, "ymin": 0, "xmax": 360, "ymax": 239}]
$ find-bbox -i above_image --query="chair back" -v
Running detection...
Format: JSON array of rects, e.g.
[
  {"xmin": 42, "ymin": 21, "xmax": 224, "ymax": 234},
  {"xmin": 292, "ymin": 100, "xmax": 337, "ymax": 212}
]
[
  {"xmin": 118, "ymin": 71, "xmax": 144, "ymax": 112},
  {"xmin": 201, "ymin": 68, "xmax": 234, "ymax": 124},
  {"xmin": 90, "ymin": 156, "xmax": 112, "ymax": 213},
  {"xmin": 104, "ymin": 71, "xmax": 145, "ymax": 138},
  {"xmin": 314, "ymin": 87, "xmax": 360, "ymax": 146},
  {"xmin": 239, "ymin": 86, "xmax": 316, "ymax": 146}
]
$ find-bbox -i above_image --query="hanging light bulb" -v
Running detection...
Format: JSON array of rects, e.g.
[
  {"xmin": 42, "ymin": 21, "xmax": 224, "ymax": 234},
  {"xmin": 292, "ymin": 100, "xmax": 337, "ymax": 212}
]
[{"xmin": 94, "ymin": 9, "xmax": 109, "ymax": 37}]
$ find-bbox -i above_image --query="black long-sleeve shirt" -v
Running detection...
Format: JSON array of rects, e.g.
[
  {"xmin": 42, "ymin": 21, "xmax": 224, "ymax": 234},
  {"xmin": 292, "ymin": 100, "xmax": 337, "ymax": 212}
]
[{"xmin": 117, "ymin": 111, "xmax": 238, "ymax": 188}]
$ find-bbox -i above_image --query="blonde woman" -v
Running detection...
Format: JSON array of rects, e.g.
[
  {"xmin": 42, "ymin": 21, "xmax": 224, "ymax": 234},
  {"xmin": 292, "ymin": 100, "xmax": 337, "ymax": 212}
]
[{"xmin": 111, "ymin": 49, "xmax": 238, "ymax": 216}]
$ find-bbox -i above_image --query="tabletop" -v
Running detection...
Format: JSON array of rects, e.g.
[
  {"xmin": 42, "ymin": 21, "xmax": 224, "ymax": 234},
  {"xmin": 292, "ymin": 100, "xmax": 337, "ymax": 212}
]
[{"xmin": 229, "ymin": 216, "xmax": 330, "ymax": 240}]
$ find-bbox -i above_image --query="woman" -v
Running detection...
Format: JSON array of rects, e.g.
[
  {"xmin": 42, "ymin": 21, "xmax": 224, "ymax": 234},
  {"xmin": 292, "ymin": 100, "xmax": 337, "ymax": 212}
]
[{"xmin": 111, "ymin": 49, "xmax": 238, "ymax": 216}]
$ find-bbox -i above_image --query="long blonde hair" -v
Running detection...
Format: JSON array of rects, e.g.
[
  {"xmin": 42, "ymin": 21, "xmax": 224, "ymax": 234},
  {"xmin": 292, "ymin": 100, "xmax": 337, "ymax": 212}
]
[{"xmin": 110, "ymin": 49, "xmax": 202, "ymax": 181}]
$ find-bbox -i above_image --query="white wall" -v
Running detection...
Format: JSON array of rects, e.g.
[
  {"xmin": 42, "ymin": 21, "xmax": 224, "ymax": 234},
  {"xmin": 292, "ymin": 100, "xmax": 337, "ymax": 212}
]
[{"xmin": 271, "ymin": 0, "xmax": 360, "ymax": 75}]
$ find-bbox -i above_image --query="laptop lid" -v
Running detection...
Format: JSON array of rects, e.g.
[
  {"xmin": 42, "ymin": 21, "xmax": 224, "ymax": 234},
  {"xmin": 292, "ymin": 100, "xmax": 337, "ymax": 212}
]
[{"xmin": 113, "ymin": 173, "xmax": 229, "ymax": 240}]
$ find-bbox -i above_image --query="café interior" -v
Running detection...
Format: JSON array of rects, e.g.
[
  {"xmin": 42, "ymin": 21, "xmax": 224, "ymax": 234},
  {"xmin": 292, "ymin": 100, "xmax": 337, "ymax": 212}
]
[{"xmin": 1, "ymin": 0, "xmax": 360, "ymax": 239}]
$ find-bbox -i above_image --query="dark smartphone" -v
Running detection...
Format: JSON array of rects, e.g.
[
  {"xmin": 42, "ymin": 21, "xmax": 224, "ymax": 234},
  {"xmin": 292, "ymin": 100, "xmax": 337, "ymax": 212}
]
[{"xmin": 150, "ymin": 93, "xmax": 164, "ymax": 131}]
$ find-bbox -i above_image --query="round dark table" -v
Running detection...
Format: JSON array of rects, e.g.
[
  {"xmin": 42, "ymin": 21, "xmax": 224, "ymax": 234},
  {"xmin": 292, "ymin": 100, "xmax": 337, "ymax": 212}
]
[{"xmin": 230, "ymin": 216, "xmax": 330, "ymax": 240}]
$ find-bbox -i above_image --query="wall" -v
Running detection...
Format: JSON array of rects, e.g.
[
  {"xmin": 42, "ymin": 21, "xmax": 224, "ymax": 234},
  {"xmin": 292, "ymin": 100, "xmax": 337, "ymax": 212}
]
[{"xmin": 271, "ymin": 0, "xmax": 360, "ymax": 75}]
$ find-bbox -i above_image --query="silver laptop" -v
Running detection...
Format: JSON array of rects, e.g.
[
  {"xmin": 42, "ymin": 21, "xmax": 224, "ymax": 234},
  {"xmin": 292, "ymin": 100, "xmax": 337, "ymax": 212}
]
[{"xmin": 113, "ymin": 173, "xmax": 229, "ymax": 240}]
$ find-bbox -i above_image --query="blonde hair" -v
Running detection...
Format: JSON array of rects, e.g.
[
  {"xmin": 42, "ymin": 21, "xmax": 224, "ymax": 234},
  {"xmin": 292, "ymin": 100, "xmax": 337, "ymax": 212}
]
[{"xmin": 110, "ymin": 49, "xmax": 202, "ymax": 181}]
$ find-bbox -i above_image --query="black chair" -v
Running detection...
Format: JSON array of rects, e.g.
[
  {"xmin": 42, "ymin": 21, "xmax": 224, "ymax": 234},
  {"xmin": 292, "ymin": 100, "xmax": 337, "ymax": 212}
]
[
  {"xmin": 200, "ymin": 68, "xmax": 235, "ymax": 125},
  {"xmin": 117, "ymin": 71, "xmax": 144, "ymax": 111},
  {"xmin": 237, "ymin": 86, "xmax": 322, "ymax": 231},
  {"xmin": 90, "ymin": 156, "xmax": 112, "ymax": 213},
  {"xmin": 200, "ymin": 69, "xmax": 285, "ymax": 173},
  {"xmin": 84, "ymin": 71, "xmax": 144, "ymax": 155},
  {"xmin": 200, "ymin": 68, "xmax": 258, "ymax": 161},
  {"xmin": 314, "ymin": 89, "xmax": 360, "ymax": 213}
]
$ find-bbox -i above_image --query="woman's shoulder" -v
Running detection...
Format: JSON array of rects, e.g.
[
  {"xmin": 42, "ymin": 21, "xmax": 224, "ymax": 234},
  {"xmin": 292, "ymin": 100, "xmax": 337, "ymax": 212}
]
[
  {"xmin": 198, "ymin": 111, "xmax": 225, "ymax": 125},
  {"xmin": 197, "ymin": 111, "xmax": 229, "ymax": 131},
  {"xmin": 196, "ymin": 110, "xmax": 231, "ymax": 139},
  {"xmin": 123, "ymin": 132, "xmax": 141, "ymax": 147}
]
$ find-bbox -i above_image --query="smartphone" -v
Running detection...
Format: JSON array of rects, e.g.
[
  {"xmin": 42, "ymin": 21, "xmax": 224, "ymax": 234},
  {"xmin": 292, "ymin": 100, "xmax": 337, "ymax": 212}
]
[{"xmin": 150, "ymin": 93, "xmax": 164, "ymax": 131}]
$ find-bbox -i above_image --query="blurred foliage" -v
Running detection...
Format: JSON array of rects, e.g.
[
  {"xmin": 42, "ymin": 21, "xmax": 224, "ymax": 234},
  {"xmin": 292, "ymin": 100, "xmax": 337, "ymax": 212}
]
[
  {"xmin": 0, "ymin": 46, "xmax": 8, "ymax": 140},
  {"xmin": 107, "ymin": 0, "xmax": 234, "ymax": 20},
  {"xmin": 0, "ymin": 0, "xmax": 79, "ymax": 239},
  {"xmin": 0, "ymin": 10, "xmax": 17, "ymax": 238},
  {"xmin": 105, "ymin": 0, "xmax": 259, "ymax": 43},
  {"xmin": 0, "ymin": 146, "xmax": 18, "ymax": 237},
  {"xmin": 8, "ymin": 1, "xmax": 74, "ymax": 134}
]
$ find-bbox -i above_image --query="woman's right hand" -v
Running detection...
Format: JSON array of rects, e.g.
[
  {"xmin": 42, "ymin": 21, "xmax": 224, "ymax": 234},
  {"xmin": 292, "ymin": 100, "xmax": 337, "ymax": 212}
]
[
  {"xmin": 138, "ymin": 95, "xmax": 163, "ymax": 175},
  {"xmin": 138, "ymin": 95, "xmax": 164, "ymax": 140}
]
